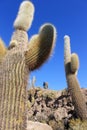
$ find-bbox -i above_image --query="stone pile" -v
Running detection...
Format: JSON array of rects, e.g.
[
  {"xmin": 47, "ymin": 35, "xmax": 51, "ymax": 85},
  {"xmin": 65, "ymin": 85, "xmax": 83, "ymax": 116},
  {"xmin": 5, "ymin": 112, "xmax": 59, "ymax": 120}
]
[{"xmin": 27, "ymin": 87, "xmax": 87, "ymax": 130}]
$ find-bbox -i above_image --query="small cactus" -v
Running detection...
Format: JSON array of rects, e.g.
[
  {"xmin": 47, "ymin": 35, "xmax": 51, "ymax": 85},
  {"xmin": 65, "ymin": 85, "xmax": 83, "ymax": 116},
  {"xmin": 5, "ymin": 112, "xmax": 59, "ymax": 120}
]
[
  {"xmin": 31, "ymin": 76, "xmax": 36, "ymax": 88},
  {"xmin": 0, "ymin": 1, "xmax": 57, "ymax": 130},
  {"xmin": 43, "ymin": 82, "xmax": 48, "ymax": 89},
  {"xmin": 64, "ymin": 35, "xmax": 87, "ymax": 120}
]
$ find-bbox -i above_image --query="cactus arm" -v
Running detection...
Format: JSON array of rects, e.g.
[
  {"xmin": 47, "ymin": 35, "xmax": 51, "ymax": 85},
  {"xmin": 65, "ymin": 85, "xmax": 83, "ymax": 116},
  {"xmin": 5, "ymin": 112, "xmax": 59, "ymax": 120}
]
[
  {"xmin": 71, "ymin": 53, "xmax": 79, "ymax": 74},
  {"xmin": 0, "ymin": 38, "xmax": 7, "ymax": 62},
  {"xmin": 64, "ymin": 35, "xmax": 87, "ymax": 120},
  {"xmin": 9, "ymin": 0, "xmax": 34, "ymax": 49},
  {"xmin": 25, "ymin": 24, "xmax": 56, "ymax": 71}
]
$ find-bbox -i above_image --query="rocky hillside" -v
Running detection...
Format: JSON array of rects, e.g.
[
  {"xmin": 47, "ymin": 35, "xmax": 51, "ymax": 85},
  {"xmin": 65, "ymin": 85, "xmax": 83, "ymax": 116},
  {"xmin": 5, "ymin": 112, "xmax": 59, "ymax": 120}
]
[{"xmin": 27, "ymin": 87, "xmax": 87, "ymax": 130}]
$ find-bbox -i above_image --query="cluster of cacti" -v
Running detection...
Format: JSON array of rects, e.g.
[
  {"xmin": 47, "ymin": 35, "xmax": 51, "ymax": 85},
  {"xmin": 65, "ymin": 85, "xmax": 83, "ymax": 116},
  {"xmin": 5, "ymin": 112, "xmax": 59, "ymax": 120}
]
[
  {"xmin": 0, "ymin": 1, "xmax": 56, "ymax": 130},
  {"xmin": 64, "ymin": 35, "xmax": 87, "ymax": 120}
]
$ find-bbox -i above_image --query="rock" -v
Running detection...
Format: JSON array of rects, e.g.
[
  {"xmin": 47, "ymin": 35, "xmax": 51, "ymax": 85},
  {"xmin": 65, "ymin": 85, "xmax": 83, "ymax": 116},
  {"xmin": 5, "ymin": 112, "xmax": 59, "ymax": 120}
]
[
  {"xmin": 27, "ymin": 87, "xmax": 87, "ymax": 130},
  {"xmin": 27, "ymin": 121, "xmax": 53, "ymax": 130},
  {"xmin": 48, "ymin": 120, "xmax": 64, "ymax": 130},
  {"xmin": 54, "ymin": 108, "xmax": 68, "ymax": 121}
]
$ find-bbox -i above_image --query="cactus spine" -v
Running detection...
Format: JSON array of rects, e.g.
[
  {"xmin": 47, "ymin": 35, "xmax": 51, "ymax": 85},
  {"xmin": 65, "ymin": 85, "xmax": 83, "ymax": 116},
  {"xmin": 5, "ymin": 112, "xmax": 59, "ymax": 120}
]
[
  {"xmin": 64, "ymin": 35, "xmax": 87, "ymax": 120},
  {"xmin": 0, "ymin": 1, "xmax": 56, "ymax": 130}
]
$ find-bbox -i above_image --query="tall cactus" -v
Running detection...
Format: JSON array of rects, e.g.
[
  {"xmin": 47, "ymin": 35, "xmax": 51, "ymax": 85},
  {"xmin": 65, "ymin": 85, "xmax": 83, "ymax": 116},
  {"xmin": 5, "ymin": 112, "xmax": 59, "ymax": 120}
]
[
  {"xmin": 64, "ymin": 35, "xmax": 87, "ymax": 120},
  {"xmin": 0, "ymin": 1, "xmax": 56, "ymax": 130}
]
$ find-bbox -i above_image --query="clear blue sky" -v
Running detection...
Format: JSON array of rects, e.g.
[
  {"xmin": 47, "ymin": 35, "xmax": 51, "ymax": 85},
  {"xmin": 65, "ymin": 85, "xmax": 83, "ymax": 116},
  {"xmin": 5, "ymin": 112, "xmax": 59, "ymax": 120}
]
[{"xmin": 0, "ymin": 0, "xmax": 87, "ymax": 90}]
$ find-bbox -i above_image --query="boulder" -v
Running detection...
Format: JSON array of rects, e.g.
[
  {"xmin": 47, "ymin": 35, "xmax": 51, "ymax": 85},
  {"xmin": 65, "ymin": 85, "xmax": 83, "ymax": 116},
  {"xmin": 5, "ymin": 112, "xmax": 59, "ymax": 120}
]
[{"xmin": 27, "ymin": 121, "xmax": 53, "ymax": 130}]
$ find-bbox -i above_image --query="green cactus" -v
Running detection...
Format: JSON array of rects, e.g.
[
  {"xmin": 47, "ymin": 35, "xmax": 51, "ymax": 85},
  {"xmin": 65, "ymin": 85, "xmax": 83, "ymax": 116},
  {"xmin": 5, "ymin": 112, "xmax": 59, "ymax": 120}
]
[
  {"xmin": 0, "ymin": 1, "xmax": 56, "ymax": 130},
  {"xmin": 64, "ymin": 35, "xmax": 87, "ymax": 120}
]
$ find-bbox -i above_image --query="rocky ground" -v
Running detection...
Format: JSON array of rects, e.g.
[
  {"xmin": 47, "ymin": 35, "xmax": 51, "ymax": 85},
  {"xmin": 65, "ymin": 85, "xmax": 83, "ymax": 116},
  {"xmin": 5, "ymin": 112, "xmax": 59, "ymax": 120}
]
[{"xmin": 27, "ymin": 87, "xmax": 87, "ymax": 130}]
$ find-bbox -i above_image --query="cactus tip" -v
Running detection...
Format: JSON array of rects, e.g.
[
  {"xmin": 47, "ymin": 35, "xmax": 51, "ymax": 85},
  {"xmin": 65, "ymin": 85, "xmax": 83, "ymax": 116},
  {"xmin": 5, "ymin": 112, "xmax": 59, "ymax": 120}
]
[
  {"xmin": 39, "ymin": 23, "xmax": 57, "ymax": 46},
  {"xmin": 64, "ymin": 35, "xmax": 70, "ymax": 41},
  {"xmin": 14, "ymin": 0, "xmax": 35, "ymax": 31}
]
